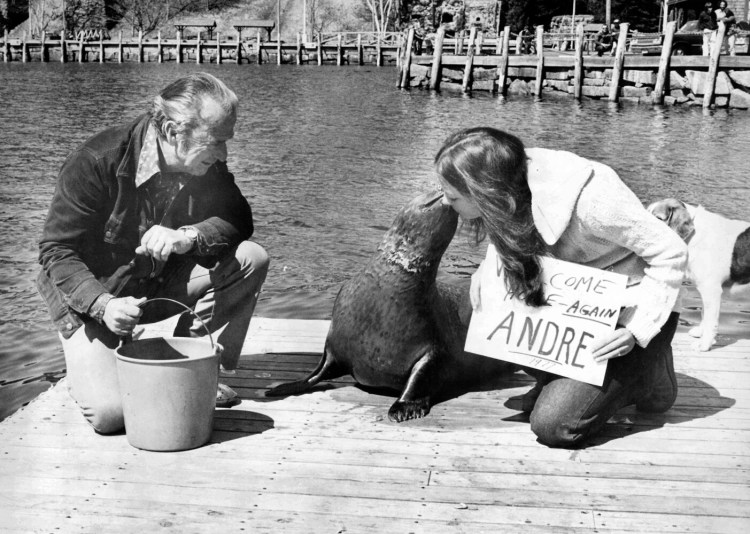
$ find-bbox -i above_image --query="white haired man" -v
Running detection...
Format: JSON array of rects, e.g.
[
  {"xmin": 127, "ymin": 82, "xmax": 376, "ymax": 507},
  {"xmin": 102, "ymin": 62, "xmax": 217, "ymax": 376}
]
[{"xmin": 37, "ymin": 72, "xmax": 269, "ymax": 434}]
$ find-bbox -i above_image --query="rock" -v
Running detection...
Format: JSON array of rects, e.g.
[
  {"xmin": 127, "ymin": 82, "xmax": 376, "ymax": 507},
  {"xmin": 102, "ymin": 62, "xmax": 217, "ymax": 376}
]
[
  {"xmin": 664, "ymin": 95, "xmax": 677, "ymax": 105},
  {"xmin": 669, "ymin": 71, "xmax": 689, "ymax": 90},
  {"xmin": 715, "ymin": 95, "xmax": 729, "ymax": 107},
  {"xmin": 507, "ymin": 67, "xmax": 536, "ymax": 78},
  {"xmin": 411, "ymin": 64, "xmax": 430, "ymax": 77},
  {"xmin": 585, "ymin": 70, "xmax": 607, "ymax": 79},
  {"xmin": 686, "ymin": 70, "xmax": 733, "ymax": 95},
  {"xmin": 440, "ymin": 82, "xmax": 463, "ymax": 92},
  {"xmin": 621, "ymin": 86, "xmax": 652, "ymax": 98},
  {"xmin": 545, "ymin": 70, "xmax": 571, "ymax": 80},
  {"xmin": 473, "ymin": 68, "xmax": 497, "ymax": 81},
  {"xmin": 442, "ymin": 68, "xmax": 464, "ymax": 82},
  {"xmin": 728, "ymin": 70, "xmax": 750, "ymax": 90},
  {"xmin": 508, "ymin": 79, "xmax": 531, "ymax": 95},
  {"xmin": 472, "ymin": 80, "xmax": 495, "ymax": 91},
  {"xmin": 669, "ymin": 89, "xmax": 689, "ymax": 103},
  {"xmin": 581, "ymin": 85, "xmax": 609, "ymax": 98},
  {"xmin": 583, "ymin": 77, "xmax": 606, "ymax": 86},
  {"xmin": 546, "ymin": 80, "xmax": 570, "ymax": 92},
  {"xmin": 623, "ymin": 69, "xmax": 656, "ymax": 85},
  {"xmin": 729, "ymin": 88, "xmax": 750, "ymax": 108}
]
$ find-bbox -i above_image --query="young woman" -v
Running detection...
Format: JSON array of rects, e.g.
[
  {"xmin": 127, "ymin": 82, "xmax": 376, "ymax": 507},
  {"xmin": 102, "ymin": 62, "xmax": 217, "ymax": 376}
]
[{"xmin": 434, "ymin": 127, "xmax": 687, "ymax": 448}]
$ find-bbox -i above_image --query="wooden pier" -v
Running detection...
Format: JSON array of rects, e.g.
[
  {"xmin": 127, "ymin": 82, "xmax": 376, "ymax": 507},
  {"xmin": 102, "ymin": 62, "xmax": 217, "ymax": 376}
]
[
  {"xmin": 0, "ymin": 30, "xmax": 403, "ymax": 67},
  {"xmin": 1, "ymin": 317, "xmax": 748, "ymax": 532},
  {"xmin": 400, "ymin": 22, "xmax": 750, "ymax": 109}
]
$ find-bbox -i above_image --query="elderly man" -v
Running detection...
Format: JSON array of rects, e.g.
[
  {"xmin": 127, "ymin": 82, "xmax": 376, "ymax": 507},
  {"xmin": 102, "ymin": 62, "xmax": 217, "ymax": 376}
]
[{"xmin": 37, "ymin": 72, "xmax": 269, "ymax": 434}]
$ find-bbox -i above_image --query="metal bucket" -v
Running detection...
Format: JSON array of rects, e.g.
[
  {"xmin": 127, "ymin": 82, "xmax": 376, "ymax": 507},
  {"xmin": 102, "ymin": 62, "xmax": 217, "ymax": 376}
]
[{"xmin": 115, "ymin": 298, "xmax": 222, "ymax": 452}]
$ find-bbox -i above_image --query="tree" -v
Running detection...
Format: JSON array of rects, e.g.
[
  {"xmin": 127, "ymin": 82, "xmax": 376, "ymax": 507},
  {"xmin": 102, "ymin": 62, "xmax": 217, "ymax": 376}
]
[
  {"xmin": 64, "ymin": 0, "xmax": 106, "ymax": 36},
  {"xmin": 362, "ymin": 0, "xmax": 397, "ymax": 36},
  {"xmin": 28, "ymin": 0, "xmax": 62, "ymax": 36},
  {"xmin": 307, "ymin": 0, "xmax": 338, "ymax": 35},
  {"xmin": 109, "ymin": 0, "xmax": 236, "ymax": 35}
]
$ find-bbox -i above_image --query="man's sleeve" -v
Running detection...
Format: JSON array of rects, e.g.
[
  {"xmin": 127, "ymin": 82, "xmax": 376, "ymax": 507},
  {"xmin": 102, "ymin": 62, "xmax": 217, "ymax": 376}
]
[{"xmin": 38, "ymin": 148, "xmax": 110, "ymax": 314}]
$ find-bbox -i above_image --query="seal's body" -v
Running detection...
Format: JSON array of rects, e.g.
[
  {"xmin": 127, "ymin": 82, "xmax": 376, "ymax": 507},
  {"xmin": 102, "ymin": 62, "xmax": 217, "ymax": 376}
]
[{"xmin": 267, "ymin": 191, "xmax": 512, "ymax": 421}]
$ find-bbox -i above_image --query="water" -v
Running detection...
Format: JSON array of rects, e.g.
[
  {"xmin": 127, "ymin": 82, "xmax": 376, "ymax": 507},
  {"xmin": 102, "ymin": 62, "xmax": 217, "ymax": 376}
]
[{"xmin": 1, "ymin": 62, "xmax": 749, "ymax": 422}]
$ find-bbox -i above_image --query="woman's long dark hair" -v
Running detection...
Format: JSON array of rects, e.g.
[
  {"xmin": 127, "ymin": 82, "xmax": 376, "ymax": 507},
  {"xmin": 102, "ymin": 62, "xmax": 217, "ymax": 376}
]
[{"xmin": 435, "ymin": 127, "xmax": 547, "ymax": 306}]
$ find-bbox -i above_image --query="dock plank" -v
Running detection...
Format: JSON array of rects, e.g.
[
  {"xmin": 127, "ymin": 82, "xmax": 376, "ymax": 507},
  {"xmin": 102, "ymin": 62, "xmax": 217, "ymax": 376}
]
[{"xmin": 1, "ymin": 319, "xmax": 748, "ymax": 533}]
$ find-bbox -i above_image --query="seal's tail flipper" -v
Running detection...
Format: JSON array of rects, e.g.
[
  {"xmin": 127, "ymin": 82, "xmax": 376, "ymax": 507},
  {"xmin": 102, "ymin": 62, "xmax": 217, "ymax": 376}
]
[{"xmin": 265, "ymin": 343, "xmax": 344, "ymax": 397}]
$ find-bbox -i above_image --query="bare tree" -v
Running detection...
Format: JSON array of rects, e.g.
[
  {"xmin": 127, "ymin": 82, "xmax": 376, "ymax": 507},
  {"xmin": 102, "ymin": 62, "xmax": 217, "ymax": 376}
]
[
  {"xmin": 110, "ymin": 0, "xmax": 235, "ymax": 35},
  {"xmin": 362, "ymin": 0, "xmax": 397, "ymax": 36},
  {"xmin": 29, "ymin": 0, "xmax": 63, "ymax": 36},
  {"xmin": 307, "ymin": 0, "xmax": 338, "ymax": 35},
  {"xmin": 64, "ymin": 0, "xmax": 106, "ymax": 37}
]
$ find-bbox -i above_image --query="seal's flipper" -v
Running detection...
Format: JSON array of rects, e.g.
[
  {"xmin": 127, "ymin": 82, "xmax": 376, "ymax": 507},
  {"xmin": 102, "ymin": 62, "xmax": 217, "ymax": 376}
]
[
  {"xmin": 387, "ymin": 349, "xmax": 443, "ymax": 422},
  {"xmin": 265, "ymin": 343, "xmax": 345, "ymax": 397}
]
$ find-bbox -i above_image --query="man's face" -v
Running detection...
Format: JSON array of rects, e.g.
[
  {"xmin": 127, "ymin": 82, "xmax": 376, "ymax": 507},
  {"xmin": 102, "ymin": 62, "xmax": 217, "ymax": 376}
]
[{"xmin": 174, "ymin": 98, "xmax": 236, "ymax": 176}]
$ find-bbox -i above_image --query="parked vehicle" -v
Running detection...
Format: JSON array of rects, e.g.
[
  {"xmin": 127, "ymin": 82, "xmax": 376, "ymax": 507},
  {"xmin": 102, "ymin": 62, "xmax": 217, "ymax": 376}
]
[{"xmin": 629, "ymin": 20, "xmax": 749, "ymax": 55}]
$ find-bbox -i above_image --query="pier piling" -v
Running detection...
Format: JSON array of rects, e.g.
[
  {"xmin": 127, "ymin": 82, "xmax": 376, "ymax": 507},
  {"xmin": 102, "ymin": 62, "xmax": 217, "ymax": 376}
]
[
  {"xmin": 462, "ymin": 27, "xmax": 477, "ymax": 93},
  {"xmin": 608, "ymin": 22, "xmax": 630, "ymax": 102},
  {"xmin": 653, "ymin": 21, "xmax": 677, "ymax": 104},
  {"xmin": 496, "ymin": 26, "xmax": 511, "ymax": 95},
  {"xmin": 573, "ymin": 24, "xmax": 584, "ymax": 100},
  {"xmin": 429, "ymin": 26, "xmax": 446, "ymax": 91},
  {"xmin": 704, "ymin": 21, "xmax": 727, "ymax": 108}
]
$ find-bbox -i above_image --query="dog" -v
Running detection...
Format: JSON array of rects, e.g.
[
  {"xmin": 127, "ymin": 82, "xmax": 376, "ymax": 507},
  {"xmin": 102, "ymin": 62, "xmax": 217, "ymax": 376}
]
[{"xmin": 647, "ymin": 198, "xmax": 750, "ymax": 351}]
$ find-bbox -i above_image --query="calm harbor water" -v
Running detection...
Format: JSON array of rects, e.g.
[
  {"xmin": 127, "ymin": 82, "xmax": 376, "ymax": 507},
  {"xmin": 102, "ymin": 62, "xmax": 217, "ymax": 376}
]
[{"xmin": 1, "ymin": 63, "xmax": 748, "ymax": 422}]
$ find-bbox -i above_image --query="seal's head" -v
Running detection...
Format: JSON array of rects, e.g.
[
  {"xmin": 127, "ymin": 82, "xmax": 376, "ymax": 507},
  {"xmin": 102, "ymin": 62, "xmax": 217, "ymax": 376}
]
[{"xmin": 378, "ymin": 190, "xmax": 459, "ymax": 274}]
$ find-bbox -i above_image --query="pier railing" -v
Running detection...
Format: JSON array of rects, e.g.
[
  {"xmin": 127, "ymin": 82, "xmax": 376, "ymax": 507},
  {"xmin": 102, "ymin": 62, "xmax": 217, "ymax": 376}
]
[
  {"xmin": 0, "ymin": 28, "xmax": 404, "ymax": 67},
  {"xmin": 398, "ymin": 22, "xmax": 750, "ymax": 110}
]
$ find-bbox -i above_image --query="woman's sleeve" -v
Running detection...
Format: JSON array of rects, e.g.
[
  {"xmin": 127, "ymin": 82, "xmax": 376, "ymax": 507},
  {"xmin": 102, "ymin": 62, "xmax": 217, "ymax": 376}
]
[{"xmin": 575, "ymin": 165, "xmax": 688, "ymax": 347}]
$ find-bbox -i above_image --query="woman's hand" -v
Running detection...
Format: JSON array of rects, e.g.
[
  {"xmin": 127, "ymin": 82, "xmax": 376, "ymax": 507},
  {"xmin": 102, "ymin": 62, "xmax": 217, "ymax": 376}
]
[
  {"xmin": 470, "ymin": 261, "xmax": 484, "ymax": 311},
  {"xmin": 591, "ymin": 327, "xmax": 636, "ymax": 362}
]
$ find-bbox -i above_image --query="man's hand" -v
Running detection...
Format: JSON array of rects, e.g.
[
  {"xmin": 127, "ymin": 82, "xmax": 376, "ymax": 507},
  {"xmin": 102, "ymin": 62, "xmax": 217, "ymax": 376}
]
[
  {"xmin": 102, "ymin": 296, "xmax": 146, "ymax": 336},
  {"xmin": 591, "ymin": 327, "xmax": 636, "ymax": 362},
  {"xmin": 135, "ymin": 225, "xmax": 194, "ymax": 261}
]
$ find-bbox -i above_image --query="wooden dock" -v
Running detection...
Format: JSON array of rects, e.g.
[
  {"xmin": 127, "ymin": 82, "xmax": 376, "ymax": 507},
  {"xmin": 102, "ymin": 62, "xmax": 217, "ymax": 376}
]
[
  {"xmin": 400, "ymin": 23, "xmax": 750, "ymax": 110},
  {"xmin": 1, "ymin": 318, "xmax": 748, "ymax": 533},
  {"xmin": 0, "ymin": 30, "xmax": 402, "ymax": 67}
]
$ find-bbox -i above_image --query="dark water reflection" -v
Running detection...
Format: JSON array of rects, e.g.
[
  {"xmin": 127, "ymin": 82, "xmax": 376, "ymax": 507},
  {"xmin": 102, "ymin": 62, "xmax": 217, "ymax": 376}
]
[{"xmin": 1, "ymin": 63, "xmax": 748, "ymax": 421}]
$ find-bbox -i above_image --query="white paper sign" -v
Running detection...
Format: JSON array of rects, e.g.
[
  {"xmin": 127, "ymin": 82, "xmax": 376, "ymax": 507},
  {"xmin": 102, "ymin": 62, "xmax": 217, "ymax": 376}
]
[{"xmin": 465, "ymin": 245, "xmax": 628, "ymax": 386}]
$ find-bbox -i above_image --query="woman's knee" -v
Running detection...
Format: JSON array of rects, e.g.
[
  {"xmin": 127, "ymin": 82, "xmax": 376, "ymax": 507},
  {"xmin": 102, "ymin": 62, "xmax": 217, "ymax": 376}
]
[{"xmin": 529, "ymin": 404, "xmax": 588, "ymax": 449}]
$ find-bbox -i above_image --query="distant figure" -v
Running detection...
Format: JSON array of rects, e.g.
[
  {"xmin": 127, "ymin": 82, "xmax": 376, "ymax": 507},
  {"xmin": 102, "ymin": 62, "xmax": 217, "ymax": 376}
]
[
  {"xmin": 698, "ymin": 2, "xmax": 718, "ymax": 56},
  {"xmin": 37, "ymin": 73, "xmax": 270, "ymax": 434},
  {"xmin": 716, "ymin": 0, "xmax": 737, "ymax": 55},
  {"xmin": 594, "ymin": 24, "xmax": 614, "ymax": 56}
]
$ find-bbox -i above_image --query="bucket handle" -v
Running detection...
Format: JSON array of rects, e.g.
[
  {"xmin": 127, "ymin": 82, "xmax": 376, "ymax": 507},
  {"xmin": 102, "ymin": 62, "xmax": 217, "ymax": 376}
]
[{"xmin": 137, "ymin": 297, "xmax": 216, "ymax": 350}]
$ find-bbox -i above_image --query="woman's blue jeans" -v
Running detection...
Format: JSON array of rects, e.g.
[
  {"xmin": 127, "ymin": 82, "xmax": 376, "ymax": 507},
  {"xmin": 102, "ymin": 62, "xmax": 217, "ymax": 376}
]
[{"xmin": 526, "ymin": 313, "xmax": 679, "ymax": 448}]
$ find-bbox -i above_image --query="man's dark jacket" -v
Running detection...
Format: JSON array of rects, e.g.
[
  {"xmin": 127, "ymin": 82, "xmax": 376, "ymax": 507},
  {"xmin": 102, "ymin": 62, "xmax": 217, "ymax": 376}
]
[{"xmin": 37, "ymin": 114, "xmax": 254, "ymax": 338}]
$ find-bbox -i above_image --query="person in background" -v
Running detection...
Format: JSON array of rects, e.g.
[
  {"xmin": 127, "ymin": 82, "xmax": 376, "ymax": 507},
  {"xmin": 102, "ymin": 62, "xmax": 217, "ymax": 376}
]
[
  {"xmin": 434, "ymin": 127, "xmax": 687, "ymax": 448},
  {"xmin": 699, "ymin": 2, "xmax": 718, "ymax": 56},
  {"xmin": 594, "ymin": 24, "xmax": 614, "ymax": 56},
  {"xmin": 716, "ymin": 0, "xmax": 737, "ymax": 55},
  {"xmin": 37, "ymin": 72, "xmax": 270, "ymax": 434}
]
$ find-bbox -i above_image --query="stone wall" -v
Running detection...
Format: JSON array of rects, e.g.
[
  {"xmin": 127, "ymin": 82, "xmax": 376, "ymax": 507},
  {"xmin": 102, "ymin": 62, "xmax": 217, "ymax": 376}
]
[{"xmin": 406, "ymin": 62, "xmax": 750, "ymax": 109}]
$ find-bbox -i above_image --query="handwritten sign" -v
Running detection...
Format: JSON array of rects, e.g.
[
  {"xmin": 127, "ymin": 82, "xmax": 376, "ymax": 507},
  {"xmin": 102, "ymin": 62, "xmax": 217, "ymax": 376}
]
[{"xmin": 465, "ymin": 245, "xmax": 628, "ymax": 386}]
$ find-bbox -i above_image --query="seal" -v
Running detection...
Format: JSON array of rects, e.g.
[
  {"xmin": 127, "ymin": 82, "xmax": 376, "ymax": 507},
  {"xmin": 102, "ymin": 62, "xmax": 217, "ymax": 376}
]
[{"xmin": 266, "ymin": 190, "xmax": 513, "ymax": 422}]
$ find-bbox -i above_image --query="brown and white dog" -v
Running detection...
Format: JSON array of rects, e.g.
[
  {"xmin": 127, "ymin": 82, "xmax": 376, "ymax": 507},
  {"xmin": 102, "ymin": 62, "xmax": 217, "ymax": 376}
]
[{"xmin": 648, "ymin": 198, "xmax": 750, "ymax": 351}]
